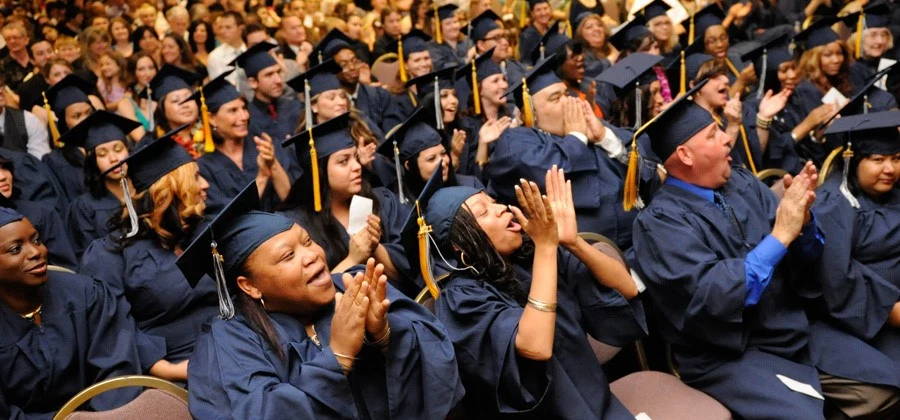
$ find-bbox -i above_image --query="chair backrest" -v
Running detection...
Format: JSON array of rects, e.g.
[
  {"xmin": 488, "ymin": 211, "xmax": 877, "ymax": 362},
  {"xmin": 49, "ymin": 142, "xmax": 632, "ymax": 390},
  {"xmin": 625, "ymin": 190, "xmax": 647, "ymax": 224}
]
[
  {"xmin": 65, "ymin": 389, "xmax": 189, "ymax": 420},
  {"xmin": 819, "ymin": 145, "xmax": 845, "ymax": 187},
  {"xmin": 414, "ymin": 273, "xmax": 450, "ymax": 314},
  {"xmin": 371, "ymin": 53, "xmax": 401, "ymax": 92},
  {"xmin": 54, "ymin": 375, "xmax": 188, "ymax": 420},
  {"xmin": 755, "ymin": 168, "xmax": 788, "ymax": 185}
]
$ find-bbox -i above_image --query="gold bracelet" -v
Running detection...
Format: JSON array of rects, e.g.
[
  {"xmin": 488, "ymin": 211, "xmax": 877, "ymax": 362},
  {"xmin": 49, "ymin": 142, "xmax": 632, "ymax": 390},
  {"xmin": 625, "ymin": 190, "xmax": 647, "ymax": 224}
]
[
  {"xmin": 364, "ymin": 325, "xmax": 391, "ymax": 347},
  {"xmin": 756, "ymin": 116, "xmax": 772, "ymax": 129},
  {"xmin": 526, "ymin": 296, "xmax": 557, "ymax": 312},
  {"xmin": 332, "ymin": 351, "xmax": 359, "ymax": 361}
]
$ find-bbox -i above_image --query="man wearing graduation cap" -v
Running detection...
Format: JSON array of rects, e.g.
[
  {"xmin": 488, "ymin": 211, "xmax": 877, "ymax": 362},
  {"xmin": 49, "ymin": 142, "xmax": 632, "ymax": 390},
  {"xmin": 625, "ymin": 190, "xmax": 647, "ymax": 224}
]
[
  {"xmin": 469, "ymin": 10, "xmax": 527, "ymax": 105},
  {"xmin": 518, "ymin": 0, "xmax": 555, "ymax": 63},
  {"xmin": 627, "ymin": 81, "xmax": 879, "ymax": 419},
  {"xmin": 233, "ymin": 42, "xmax": 302, "ymax": 144},
  {"xmin": 312, "ymin": 29, "xmax": 392, "ymax": 131},
  {"xmin": 427, "ymin": 4, "xmax": 473, "ymax": 70},
  {"xmin": 485, "ymin": 57, "xmax": 659, "ymax": 251}
]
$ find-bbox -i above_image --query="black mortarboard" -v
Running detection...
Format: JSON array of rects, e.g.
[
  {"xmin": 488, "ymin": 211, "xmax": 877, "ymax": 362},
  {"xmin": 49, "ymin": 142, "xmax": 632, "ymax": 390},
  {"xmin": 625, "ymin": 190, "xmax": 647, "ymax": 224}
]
[
  {"xmin": 596, "ymin": 52, "xmax": 663, "ymax": 94},
  {"xmin": 147, "ymin": 64, "xmax": 201, "ymax": 102},
  {"xmin": 406, "ymin": 66, "xmax": 456, "ymax": 101},
  {"xmin": 424, "ymin": 186, "xmax": 481, "ymax": 257},
  {"xmin": 310, "ymin": 29, "xmax": 354, "ymax": 66},
  {"xmin": 505, "ymin": 56, "xmax": 562, "ymax": 127},
  {"xmin": 230, "ymin": 41, "xmax": 279, "ymax": 78},
  {"xmin": 527, "ymin": 21, "xmax": 569, "ymax": 64},
  {"xmin": 58, "ymin": 111, "xmax": 141, "ymax": 150},
  {"xmin": 0, "ymin": 207, "xmax": 24, "ymax": 227},
  {"xmin": 176, "ymin": 182, "xmax": 295, "ymax": 319},
  {"xmin": 689, "ymin": 3, "xmax": 726, "ymax": 43},
  {"xmin": 824, "ymin": 65, "xmax": 896, "ymax": 127},
  {"xmin": 284, "ymin": 112, "xmax": 354, "ymax": 212},
  {"xmin": 683, "ymin": 40, "xmax": 713, "ymax": 82},
  {"xmin": 184, "ymin": 70, "xmax": 242, "ymax": 114},
  {"xmin": 461, "ymin": 48, "xmax": 502, "ymax": 115},
  {"xmin": 45, "ymin": 74, "xmax": 94, "ymax": 115},
  {"xmin": 468, "ymin": 10, "xmax": 501, "ymax": 42},
  {"xmin": 739, "ymin": 27, "xmax": 793, "ymax": 97},
  {"xmin": 286, "ymin": 59, "xmax": 343, "ymax": 99},
  {"xmin": 609, "ymin": 15, "xmax": 649, "ymax": 51},
  {"xmin": 793, "ymin": 17, "xmax": 839, "ymax": 52},
  {"xmin": 389, "ymin": 29, "xmax": 432, "ymax": 59},
  {"xmin": 825, "ymin": 110, "xmax": 900, "ymax": 156},
  {"xmin": 378, "ymin": 99, "xmax": 441, "ymax": 203},
  {"xmin": 842, "ymin": 0, "xmax": 891, "ymax": 31},
  {"xmin": 103, "ymin": 124, "xmax": 194, "ymax": 192},
  {"xmin": 427, "ymin": 4, "xmax": 457, "ymax": 21},
  {"xmin": 635, "ymin": 0, "xmax": 671, "ymax": 22}
]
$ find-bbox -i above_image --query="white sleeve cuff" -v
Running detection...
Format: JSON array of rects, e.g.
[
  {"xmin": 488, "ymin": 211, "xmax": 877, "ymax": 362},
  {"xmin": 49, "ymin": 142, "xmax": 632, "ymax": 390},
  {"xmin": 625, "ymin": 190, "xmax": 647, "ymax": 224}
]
[
  {"xmin": 597, "ymin": 127, "xmax": 625, "ymax": 159},
  {"xmin": 568, "ymin": 131, "xmax": 588, "ymax": 145}
]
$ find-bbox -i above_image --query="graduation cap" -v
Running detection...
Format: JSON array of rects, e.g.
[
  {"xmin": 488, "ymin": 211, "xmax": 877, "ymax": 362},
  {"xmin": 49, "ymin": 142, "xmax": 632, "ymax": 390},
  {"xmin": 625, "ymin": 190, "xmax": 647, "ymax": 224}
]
[
  {"xmin": 377, "ymin": 96, "xmax": 441, "ymax": 203},
  {"xmin": 685, "ymin": 3, "xmax": 726, "ymax": 44},
  {"xmin": 671, "ymin": 40, "xmax": 714, "ymax": 85},
  {"xmin": 388, "ymin": 29, "xmax": 432, "ymax": 83},
  {"xmin": 739, "ymin": 28, "xmax": 793, "ymax": 98},
  {"xmin": 0, "ymin": 207, "xmax": 24, "ymax": 228},
  {"xmin": 284, "ymin": 112, "xmax": 353, "ymax": 212},
  {"xmin": 622, "ymin": 78, "xmax": 712, "ymax": 210},
  {"xmin": 183, "ymin": 70, "xmax": 241, "ymax": 153},
  {"xmin": 609, "ymin": 15, "xmax": 649, "ymax": 51},
  {"xmin": 461, "ymin": 48, "xmax": 502, "ymax": 115},
  {"xmin": 310, "ymin": 29, "xmax": 354, "ymax": 67},
  {"xmin": 406, "ymin": 66, "xmax": 456, "ymax": 106},
  {"xmin": 528, "ymin": 21, "xmax": 569, "ymax": 65},
  {"xmin": 147, "ymin": 64, "xmax": 202, "ymax": 102},
  {"xmin": 823, "ymin": 110, "xmax": 900, "ymax": 208},
  {"xmin": 822, "ymin": 64, "xmax": 896, "ymax": 128},
  {"xmin": 58, "ymin": 110, "xmax": 141, "ymax": 151},
  {"xmin": 423, "ymin": 185, "xmax": 481, "ymax": 268},
  {"xmin": 505, "ymin": 56, "xmax": 561, "ymax": 127},
  {"xmin": 176, "ymin": 182, "xmax": 295, "ymax": 318},
  {"xmin": 793, "ymin": 17, "xmax": 839, "ymax": 53},
  {"xmin": 596, "ymin": 52, "xmax": 663, "ymax": 128},
  {"xmin": 230, "ymin": 41, "xmax": 278, "ymax": 78},
  {"xmin": 286, "ymin": 59, "xmax": 343, "ymax": 132},
  {"xmin": 43, "ymin": 74, "xmax": 95, "ymax": 145},
  {"xmin": 467, "ymin": 9, "xmax": 501, "ymax": 43},
  {"xmin": 635, "ymin": 0, "xmax": 671, "ymax": 22},
  {"xmin": 427, "ymin": 4, "xmax": 458, "ymax": 44},
  {"xmin": 102, "ymin": 123, "xmax": 194, "ymax": 237},
  {"xmin": 400, "ymin": 164, "xmax": 444, "ymax": 298},
  {"xmin": 842, "ymin": 1, "xmax": 892, "ymax": 59}
]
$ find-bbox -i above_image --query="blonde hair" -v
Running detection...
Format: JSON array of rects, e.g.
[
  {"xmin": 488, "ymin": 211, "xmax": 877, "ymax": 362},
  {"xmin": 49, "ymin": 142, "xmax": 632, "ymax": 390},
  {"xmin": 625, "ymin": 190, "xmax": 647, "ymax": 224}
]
[
  {"xmin": 797, "ymin": 42, "xmax": 854, "ymax": 96},
  {"xmin": 648, "ymin": 15, "xmax": 677, "ymax": 53},
  {"xmin": 848, "ymin": 28, "xmax": 895, "ymax": 60},
  {"xmin": 126, "ymin": 162, "xmax": 206, "ymax": 249},
  {"xmin": 55, "ymin": 35, "xmax": 79, "ymax": 50}
]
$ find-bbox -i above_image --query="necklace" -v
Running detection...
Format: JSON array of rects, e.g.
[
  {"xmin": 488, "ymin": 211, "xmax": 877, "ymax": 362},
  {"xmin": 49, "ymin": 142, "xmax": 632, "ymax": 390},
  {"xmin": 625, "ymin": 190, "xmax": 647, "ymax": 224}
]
[
  {"xmin": 20, "ymin": 304, "xmax": 42, "ymax": 321},
  {"xmin": 310, "ymin": 324, "xmax": 320, "ymax": 347}
]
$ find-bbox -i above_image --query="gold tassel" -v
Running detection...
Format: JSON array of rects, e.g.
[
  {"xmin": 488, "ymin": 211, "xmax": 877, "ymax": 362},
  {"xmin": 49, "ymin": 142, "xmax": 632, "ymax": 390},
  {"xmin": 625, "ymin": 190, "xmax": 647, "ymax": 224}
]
[
  {"xmin": 398, "ymin": 38, "xmax": 408, "ymax": 83},
  {"xmin": 472, "ymin": 59, "xmax": 481, "ymax": 115},
  {"xmin": 679, "ymin": 50, "xmax": 686, "ymax": 95},
  {"xmin": 42, "ymin": 92, "xmax": 61, "ymax": 147},
  {"xmin": 520, "ymin": 0, "xmax": 527, "ymax": 29},
  {"xmin": 433, "ymin": 4, "xmax": 443, "ymax": 44},
  {"xmin": 802, "ymin": 15, "xmax": 813, "ymax": 30},
  {"xmin": 855, "ymin": 13, "xmax": 864, "ymax": 59},
  {"xmin": 688, "ymin": 13, "xmax": 695, "ymax": 43},
  {"xmin": 724, "ymin": 57, "xmax": 740, "ymax": 79},
  {"xmin": 309, "ymin": 127, "xmax": 322, "ymax": 212},
  {"xmin": 521, "ymin": 77, "xmax": 534, "ymax": 128},
  {"xmin": 565, "ymin": 19, "xmax": 572, "ymax": 38},
  {"xmin": 622, "ymin": 135, "xmax": 640, "ymax": 211},
  {"xmin": 200, "ymin": 89, "xmax": 214, "ymax": 152},
  {"xmin": 416, "ymin": 200, "xmax": 439, "ymax": 298},
  {"xmin": 738, "ymin": 124, "xmax": 757, "ymax": 175}
]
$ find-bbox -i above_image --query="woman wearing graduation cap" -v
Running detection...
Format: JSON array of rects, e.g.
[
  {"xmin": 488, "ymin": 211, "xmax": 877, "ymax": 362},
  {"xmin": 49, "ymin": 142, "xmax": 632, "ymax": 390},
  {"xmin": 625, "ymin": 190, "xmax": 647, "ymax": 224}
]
[
  {"xmin": 79, "ymin": 132, "xmax": 218, "ymax": 382},
  {"xmin": 684, "ymin": 4, "xmax": 749, "ymax": 86},
  {"xmin": 459, "ymin": 48, "xmax": 516, "ymax": 178},
  {"xmin": 39, "ymin": 74, "xmax": 105, "ymax": 203},
  {"xmin": 382, "ymin": 29, "xmax": 435, "ymax": 132},
  {"xmin": 62, "ymin": 111, "xmax": 140, "ymax": 258},
  {"xmin": 0, "ymin": 206, "xmax": 144, "ymax": 418},
  {"xmin": 518, "ymin": 0, "xmax": 556, "ymax": 64},
  {"xmin": 845, "ymin": 2, "xmax": 900, "ymax": 101},
  {"xmin": 279, "ymin": 113, "xmax": 409, "ymax": 290},
  {"xmin": 414, "ymin": 165, "xmax": 643, "ymax": 418},
  {"xmin": 426, "ymin": 4, "xmax": 473, "ymax": 70},
  {"xmin": 801, "ymin": 111, "xmax": 900, "ymax": 419},
  {"xmin": 143, "ymin": 64, "xmax": 202, "ymax": 156},
  {"xmin": 192, "ymin": 70, "xmax": 299, "ymax": 215},
  {"xmin": 177, "ymin": 183, "xmax": 464, "ymax": 419},
  {"xmin": 601, "ymin": 15, "xmax": 673, "ymax": 114}
]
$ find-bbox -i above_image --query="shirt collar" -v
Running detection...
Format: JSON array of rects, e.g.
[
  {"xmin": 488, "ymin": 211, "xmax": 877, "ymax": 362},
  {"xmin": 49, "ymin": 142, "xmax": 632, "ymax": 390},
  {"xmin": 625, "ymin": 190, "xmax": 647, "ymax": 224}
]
[{"xmin": 666, "ymin": 176, "xmax": 715, "ymax": 203}]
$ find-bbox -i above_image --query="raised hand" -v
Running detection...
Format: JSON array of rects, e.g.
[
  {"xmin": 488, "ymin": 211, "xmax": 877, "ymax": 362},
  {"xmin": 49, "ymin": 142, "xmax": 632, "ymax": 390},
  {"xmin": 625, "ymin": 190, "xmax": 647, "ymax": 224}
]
[
  {"xmin": 758, "ymin": 88, "xmax": 793, "ymax": 120},
  {"xmin": 579, "ymin": 98, "xmax": 606, "ymax": 142},
  {"xmin": 478, "ymin": 117, "xmax": 512, "ymax": 145},
  {"xmin": 724, "ymin": 96, "xmax": 743, "ymax": 125},
  {"xmin": 510, "ymin": 178, "xmax": 559, "ymax": 248},
  {"xmin": 358, "ymin": 62, "xmax": 373, "ymax": 85},
  {"xmin": 545, "ymin": 165, "xmax": 577, "ymax": 247},
  {"xmin": 563, "ymin": 97, "xmax": 588, "ymax": 135},
  {"xmin": 772, "ymin": 171, "xmax": 817, "ymax": 246},
  {"xmin": 348, "ymin": 228, "xmax": 375, "ymax": 265},
  {"xmin": 254, "ymin": 133, "xmax": 277, "ymax": 175},
  {"xmin": 356, "ymin": 258, "xmax": 391, "ymax": 345},
  {"xmin": 331, "ymin": 274, "xmax": 370, "ymax": 373}
]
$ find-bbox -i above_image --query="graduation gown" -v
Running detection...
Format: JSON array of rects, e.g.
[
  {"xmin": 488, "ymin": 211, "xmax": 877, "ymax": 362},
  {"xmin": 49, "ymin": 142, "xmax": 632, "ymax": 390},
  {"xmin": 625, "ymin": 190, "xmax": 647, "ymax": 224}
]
[
  {"xmin": 632, "ymin": 168, "xmax": 826, "ymax": 419},
  {"xmin": 742, "ymin": 95, "xmax": 805, "ymax": 174},
  {"xmin": 806, "ymin": 178, "xmax": 900, "ymax": 384},
  {"xmin": 78, "ymin": 237, "xmax": 219, "ymax": 369},
  {"xmin": 483, "ymin": 125, "xmax": 658, "ymax": 251},
  {"xmin": 583, "ymin": 52, "xmax": 611, "ymax": 81},
  {"xmin": 382, "ymin": 91, "xmax": 417, "ymax": 134},
  {"xmin": 12, "ymin": 198, "xmax": 77, "ymax": 270},
  {"xmin": 248, "ymin": 96, "xmax": 303, "ymax": 145},
  {"xmin": 2, "ymin": 147, "xmax": 66, "ymax": 215},
  {"xmin": 64, "ymin": 191, "xmax": 120, "ymax": 258},
  {"xmin": 353, "ymin": 84, "xmax": 393, "ymax": 132},
  {"xmin": 0, "ymin": 272, "xmax": 142, "ymax": 419},
  {"xmin": 433, "ymin": 249, "xmax": 646, "ymax": 419},
  {"xmin": 427, "ymin": 39, "xmax": 472, "ymax": 70},
  {"xmin": 187, "ymin": 273, "xmax": 464, "ymax": 419},
  {"xmin": 41, "ymin": 149, "xmax": 85, "ymax": 206},
  {"xmin": 198, "ymin": 137, "xmax": 301, "ymax": 216},
  {"xmin": 518, "ymin": 26, "xmax": 543, "ymax": 66}
]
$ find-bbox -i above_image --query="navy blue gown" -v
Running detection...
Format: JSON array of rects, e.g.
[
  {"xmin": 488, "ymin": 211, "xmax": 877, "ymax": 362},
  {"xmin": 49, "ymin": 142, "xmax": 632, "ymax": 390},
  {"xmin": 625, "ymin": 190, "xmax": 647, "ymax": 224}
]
[
  {"xmin": 64, "ymin": 191, "xmax": 121, "ymax": 258},
  {"xmin": 2, "ymin": 147, "xmax": 66, "ymax": 215},
  {"xmin": 41, "ymin": 149, "xmax": 85, "ymax": 206},
  {"xmin": 12, "ymin": 199, "xmax": 77, "ymax": 269},
  {"xmin": 742, "ymin": 95, "xmax": 805, "ymax": 173},
  {"xmin": 428, "ymin": 40, "xmax": 472, "ymax": 70},
  {"xmin": 0, "ymin": 271, "xmax": 142, "ymax": 419},
  {"xmin": 187, "ymin": 273, "xmax": 465, "ymax": 419},
  {"xmin": 433, "ymin": 249, "xmax": 646, "ymax": 418},
  {"xmin": 78, "ymin": 237, "xmax": 219, "ymax": 370},
  {"xmin": 807, "ymin": 177, "xmax": 900, "ymax": 380},
  {"xmin": 382, "ymin": 91, "xmax": 417, "ymax": 134},
  {"xmin": 632, "ymin": 168, "xmax": 827, "ymax": 419},
  {"xmin": 483, "ymin": 125, "xmax": 660, "ymax": 251},
  {"xmin": 248, "ymin": 96, "xmax": 303, "ymax": 145},
  {"xmin": 353, "ymin": 85, "xmax": 393, "ymax": 132},
  {"xmin": 198, "ymin": 137, "xmax": 301, "ymax": 215}
]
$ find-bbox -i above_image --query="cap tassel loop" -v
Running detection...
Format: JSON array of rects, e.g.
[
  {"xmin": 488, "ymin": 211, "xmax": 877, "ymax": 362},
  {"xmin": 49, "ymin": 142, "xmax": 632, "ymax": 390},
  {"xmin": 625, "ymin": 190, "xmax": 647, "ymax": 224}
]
[
  {"xmin": 688, "ymin": 13, "xmax": 695, "ymax": 44},
  {"xmin": 392, "ymin": 141, "xmax": 406, "ymax": 204},
  {"xmin": 120, "ymin": 176, "xmax": 140, "ymax": 238},
  {"xmin": 565, "ymin": 19, "xmax": 573, "ymax": 38},
  {"xmin": 539, "ymin": 43, "xmax": 546, "ymax": 61},
  {"xmin": 42, "ymin": 92, "xmax": 61, "ymax": 148},
  {"xmin": 398, "ymin": 38, "xmax": 408, "ymax": 83},
  {"xmin": 634, "ymin": 82, "xmax": 642, "ymax": 130},
  {"xmin": 200, "ymin": 88, "xmax": 215, "ymax": 153},
  {"xmin": 416, "ymin": 201, "xmax": 439, "ymax": 299},
  {"xmin": 433, "ymin": 4, "xmax": 443, "ymax": 44},
  {"xmin": 472, "ymin": 60, "xmax": 481, "ymax": 115},
  {"xmin": 522, "ymin": 77, "xmax": 535, "ymax": 128},
  {"xmin": 211, "ymin": 239, "xmax": 236, "ymax": 320},
  {"xmin": 679, "ymin": 50, "xmax": 687, "ymax": 96},
  {"xmin": 434, "ymin": 76, "xmax": 444, "ymax": 130},
  {"xmin": 840, "ymin": 143, "xmax": 861, "ymax": 208},
  {"xmin": 756, "ymin": 48, "xmax": 768, "ymax": 99},
  {"xmin": 855, "ymin": 13, "xmax": 864, "ymax": 60},
  {"xmin": 623, "ymin": 135, "xmax": 640, "ymax": 211}
]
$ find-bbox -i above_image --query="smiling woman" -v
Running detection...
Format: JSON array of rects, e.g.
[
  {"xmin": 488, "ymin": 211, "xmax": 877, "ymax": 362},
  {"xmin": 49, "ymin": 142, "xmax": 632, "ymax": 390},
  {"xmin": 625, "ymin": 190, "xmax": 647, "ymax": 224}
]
[{"xmin": 0, "ymin": 207, "xmax": 144, "ymax": 418}]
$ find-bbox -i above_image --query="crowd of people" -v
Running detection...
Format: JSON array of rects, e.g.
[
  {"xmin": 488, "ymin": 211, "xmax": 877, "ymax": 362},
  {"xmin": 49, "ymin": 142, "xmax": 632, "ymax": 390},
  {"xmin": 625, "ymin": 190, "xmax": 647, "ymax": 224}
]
[{"xmin": 1, "ymin": 0, "xmax": 900, "ymax": 418}]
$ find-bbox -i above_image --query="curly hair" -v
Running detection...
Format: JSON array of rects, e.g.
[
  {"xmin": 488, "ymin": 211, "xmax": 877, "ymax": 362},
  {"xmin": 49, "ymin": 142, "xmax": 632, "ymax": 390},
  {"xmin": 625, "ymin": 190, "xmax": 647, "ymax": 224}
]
[
  {"xmin": 115, "ymin": 162, "xmax": 206, "ymax": 250},
  {"xmin": 798, "ymin": 42, "xmax": 854, "ymax": 97}
]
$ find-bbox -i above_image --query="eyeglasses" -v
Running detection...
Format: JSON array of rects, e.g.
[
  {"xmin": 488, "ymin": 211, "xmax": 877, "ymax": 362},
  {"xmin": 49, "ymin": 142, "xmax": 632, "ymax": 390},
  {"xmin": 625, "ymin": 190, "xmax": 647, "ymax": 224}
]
[
  {"xmin": 482, "ymin": 35, "xmax": 509, "ymax": 44},
  {"xmin": 705, "ymin": 34, "xmax": 729, "ymax": 46}
]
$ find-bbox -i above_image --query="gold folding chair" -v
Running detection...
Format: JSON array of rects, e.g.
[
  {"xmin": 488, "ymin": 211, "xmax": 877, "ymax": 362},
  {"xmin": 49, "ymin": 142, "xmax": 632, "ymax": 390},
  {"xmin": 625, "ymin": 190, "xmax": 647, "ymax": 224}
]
[{"xmin": 54, "ymin": 375, "xmax": 188, "ymax": 420}]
